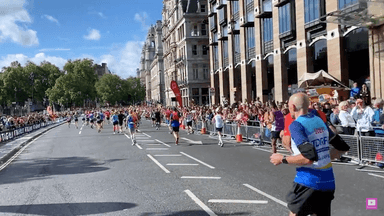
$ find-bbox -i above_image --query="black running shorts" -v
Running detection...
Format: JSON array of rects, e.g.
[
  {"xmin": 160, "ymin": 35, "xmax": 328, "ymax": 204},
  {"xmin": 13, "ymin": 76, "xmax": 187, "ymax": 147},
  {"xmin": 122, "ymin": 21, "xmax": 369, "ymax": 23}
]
[
  {"xmin": 286, "ymin": 183, "xmax": 334, "ymax": 216},
  {"xmin": 186, "ymin": 121, "xmax": 192, "ymax": 126},
  {"xmin": 172, "ymin": 126, "xmax": 180, "ymax": 132}
]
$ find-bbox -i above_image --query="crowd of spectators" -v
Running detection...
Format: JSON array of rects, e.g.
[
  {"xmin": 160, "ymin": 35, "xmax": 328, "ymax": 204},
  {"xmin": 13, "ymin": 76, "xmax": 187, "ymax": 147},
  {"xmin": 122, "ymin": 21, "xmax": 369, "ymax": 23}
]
[{"xmin": 0, "ymin": 112, "xmax": 65, "ymax": 132}]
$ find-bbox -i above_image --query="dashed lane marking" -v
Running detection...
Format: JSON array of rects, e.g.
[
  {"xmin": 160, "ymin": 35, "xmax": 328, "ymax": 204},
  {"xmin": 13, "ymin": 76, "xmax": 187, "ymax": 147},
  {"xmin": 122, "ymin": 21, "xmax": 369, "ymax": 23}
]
[
  {"xmin": 208, "ymin": 199, "xmax": 268, "ymax": 204},
  {"xmin": 181, "ymin": 137, "xmax": 203, "ymax": 145},
  {"xmin": 146, "ymin": 148, "xmax": 169, "ymax": 151},
  {"xmin": 155, "ymin": 139, "xmax": 171, "ymax": 147},
  {"xmin": 142, "ymin": 133, "xmax": 151, "ymax": 137},
  {"xmin": 180, "ymin": 152, "xmax": 215, "ymax": 169},
  {"xmin": 243, "ymin": 184, "xmax": 287, "ymax": 207},
  {"xmin": 166, "ymin": 163, "xmax": 199, "ymax": 166},
  {"xmin": 154, "ymin": 154, "xmax": 182, "ymax": 157},
  {"xmin": 181, "ymin": 176, "xmax": 221, "ymax": 179},
  {"xmin": 184, "ymin": 190, "xmax": 217, "ymax": 216},
  {"xmin": 147, "ymin": 154, "xmax": 170, "ymax": 174},
  {"xmin": 124, "ymin": 134, "xmax": 142, "ymax": 149},
  {"xmin": 368, "ymin": 173, "xmax": 384, "ymax": 179}
]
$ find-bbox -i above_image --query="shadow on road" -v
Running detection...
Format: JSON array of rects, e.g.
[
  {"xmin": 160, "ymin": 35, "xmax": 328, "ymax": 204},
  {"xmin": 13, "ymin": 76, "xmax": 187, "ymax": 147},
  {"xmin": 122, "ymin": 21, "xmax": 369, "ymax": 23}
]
[
  {"xmin": 140, "ymin": 210, "xmax": 251, "ymax": 216},
  {"xmin": 0, "ymin": 202, "xmax": 136, "ymax": 215},
  {"xmin": 0, "ymin": 157, "xmax": 123, "ymax": 185}
]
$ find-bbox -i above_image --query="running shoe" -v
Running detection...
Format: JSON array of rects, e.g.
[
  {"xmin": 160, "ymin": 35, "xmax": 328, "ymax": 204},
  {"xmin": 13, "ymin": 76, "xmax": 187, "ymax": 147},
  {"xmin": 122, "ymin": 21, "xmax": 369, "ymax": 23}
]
[{"xmin": 113, "ymin": 132, "xmax": 116, "ymax": 134}]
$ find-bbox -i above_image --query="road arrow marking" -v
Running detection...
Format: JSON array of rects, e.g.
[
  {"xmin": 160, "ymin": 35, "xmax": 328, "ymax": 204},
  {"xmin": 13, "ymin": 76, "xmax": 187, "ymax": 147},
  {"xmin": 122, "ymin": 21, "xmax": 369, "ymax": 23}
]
[{"xmin": 181, "ymin": 138, "xmax": 203, "ymax": 145}]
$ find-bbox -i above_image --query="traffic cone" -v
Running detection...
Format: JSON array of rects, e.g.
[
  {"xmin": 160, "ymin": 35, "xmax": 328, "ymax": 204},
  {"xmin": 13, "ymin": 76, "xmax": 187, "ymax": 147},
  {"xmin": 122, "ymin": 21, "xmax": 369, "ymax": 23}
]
[
  {"xmin": 201, "ymin": 121, "xmax": 207, "ymax": 134},
  {"xmin": 236, "ymin": 124, "xmax": 243, "ymax": 142}
]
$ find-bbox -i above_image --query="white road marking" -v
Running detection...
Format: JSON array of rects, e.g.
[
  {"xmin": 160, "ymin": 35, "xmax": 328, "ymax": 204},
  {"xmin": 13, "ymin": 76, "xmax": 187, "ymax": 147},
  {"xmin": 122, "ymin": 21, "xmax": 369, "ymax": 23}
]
[
  {"xmin": 124, "ymin": 134, "xmax": 142, "ymax": 149},
  {"xmin": 142, "ymin": 133, "xmax": 151, "ymax": 137},
  {"xmin": 184, "ymin": 190, "xmax": 217, "ymax": 216},
  {"xmin": 155, "ymin": 139, "xmax": 171, "ymax": 147},
  {"xmin": 181, "ymin": 137, "xmax": 203, "ymax": 145},
  {"xmin": 146, "ymin": 148, "xmax": 169, "ymax": 151},
  {"xmin": 0, "ymin": 130, "xmax": 50, "ymax": 172},
  {"xmin": 208, "ymin": 199, "xmax": 268, "ymax": 204},
  {"xmin": 252, "ymin": 147, "xmax": 290, "ymax": 156},
  {"xmin": 166, "ymin": 163, "xmax": 199, "ymax": 166},
  {"xmin": 180, "ymin": 152, "xmax": 215, "ymax": 169},
  {"xmin": 368, "ymin": 173, "xmax": 384, "ymax": 179},
  {"xmin": 356, "ymin": 168, "xmax": 384, "ymax": 173},
  {"xmin": 79, "ymin": 131, "xmax": 82, "ymax": 134},
  {"xmin": 154, "ymin": 154, "xmax": 182, "ymax": 157},
  {"xmin": 181, "ymin": 176, "xmax": 221, "ymax": 179},
  {"xmin": 243, "ymin": 184, "xmax": 287, "ymax": 207},
  {"xmin": 145, "ymin": 144, "xmax": 162, "ymax": 146},
  {"xmin": 147, "ymin": 154, "xmax": 170, "ymax": 173}
]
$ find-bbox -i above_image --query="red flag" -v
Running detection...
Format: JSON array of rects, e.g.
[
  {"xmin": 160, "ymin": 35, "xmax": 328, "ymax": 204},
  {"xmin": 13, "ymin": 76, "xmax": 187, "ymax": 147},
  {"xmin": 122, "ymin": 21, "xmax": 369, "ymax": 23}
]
[{"xmin": 170, "ymin": 80, "xmax": 183, "ymax": 108}]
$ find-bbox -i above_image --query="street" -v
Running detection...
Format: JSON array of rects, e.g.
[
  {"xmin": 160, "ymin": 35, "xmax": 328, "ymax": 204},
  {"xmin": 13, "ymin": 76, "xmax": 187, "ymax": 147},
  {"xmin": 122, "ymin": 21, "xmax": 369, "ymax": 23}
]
[{"xmin": 0, "ymin": 120, "xmax": 383, "ymax": 216}]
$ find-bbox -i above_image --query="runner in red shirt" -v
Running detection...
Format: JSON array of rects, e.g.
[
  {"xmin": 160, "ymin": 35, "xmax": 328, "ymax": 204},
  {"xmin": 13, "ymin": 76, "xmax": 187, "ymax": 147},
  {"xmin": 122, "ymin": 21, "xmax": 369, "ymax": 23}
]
[{"xmin": 105, "ymin": 110, "xmax": 111, "ymax": 124}]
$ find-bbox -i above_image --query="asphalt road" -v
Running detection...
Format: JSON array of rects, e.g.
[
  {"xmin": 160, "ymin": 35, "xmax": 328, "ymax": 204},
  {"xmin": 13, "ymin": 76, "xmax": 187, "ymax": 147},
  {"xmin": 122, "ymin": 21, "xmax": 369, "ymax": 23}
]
[{"xmin": 0, "ymin": 119, "xmax": 383, "ymax": 216}]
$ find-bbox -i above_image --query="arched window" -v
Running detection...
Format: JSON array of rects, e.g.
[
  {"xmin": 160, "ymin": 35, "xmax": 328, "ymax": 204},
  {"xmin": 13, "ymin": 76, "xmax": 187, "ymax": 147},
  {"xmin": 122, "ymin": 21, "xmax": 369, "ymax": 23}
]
[
  {"xmin": 151, "ymin": 41, "xmax": 155, "ymax": 48},
  {"xmin": 311, "ymin": 39, "xmax": 328, "ymax": 73}
]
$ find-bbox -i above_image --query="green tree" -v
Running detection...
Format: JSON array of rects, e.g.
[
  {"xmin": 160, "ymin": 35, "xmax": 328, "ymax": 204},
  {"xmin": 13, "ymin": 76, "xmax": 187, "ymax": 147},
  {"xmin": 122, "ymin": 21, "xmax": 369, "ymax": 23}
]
[
  {"xmin": 122, "ymin": 77, "xmax": 145, "ymax": 104},
  {"xmin": 1, "ymin": 62, "xmax": 29, "ymax": 104},
  {"xmin": 95, "ymin": 74, "xmax": 124, "ymax": 105}
]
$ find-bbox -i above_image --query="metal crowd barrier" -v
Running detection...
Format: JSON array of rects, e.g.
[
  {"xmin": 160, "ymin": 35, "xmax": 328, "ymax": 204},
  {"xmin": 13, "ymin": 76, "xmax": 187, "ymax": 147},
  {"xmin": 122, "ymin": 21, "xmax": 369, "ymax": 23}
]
[{"xmin": 0, "ymin": 120, "xmax": 58, "ymax": 144}]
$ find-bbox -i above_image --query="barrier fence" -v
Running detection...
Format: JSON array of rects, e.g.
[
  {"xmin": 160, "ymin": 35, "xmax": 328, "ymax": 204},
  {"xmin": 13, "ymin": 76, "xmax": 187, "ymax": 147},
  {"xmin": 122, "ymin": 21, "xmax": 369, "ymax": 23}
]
[
  {"xmin": 188, "ymin": 120, "xmax": 384, "ymax": 166},
  {"xmin": 0, "ymin": 118, "xmax": 64, "ymax": 144}
]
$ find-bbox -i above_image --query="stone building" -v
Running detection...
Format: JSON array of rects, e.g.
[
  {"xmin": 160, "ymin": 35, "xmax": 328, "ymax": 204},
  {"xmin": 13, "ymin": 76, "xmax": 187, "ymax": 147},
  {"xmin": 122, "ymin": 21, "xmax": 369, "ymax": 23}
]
[
  {"xmin": 94, "ymin": 63, "xmax": 110, "ymax": 79},
  {"xmin": 139, "ymin": 21, "xmax": 166, "ymax": 104},
  {"xmin": 208, "ymin": 0, "xmax": 384, "ymax": 104},
  {"xmin": 162, "ymin": 0, "xmax": 210, "ymax": 107}
]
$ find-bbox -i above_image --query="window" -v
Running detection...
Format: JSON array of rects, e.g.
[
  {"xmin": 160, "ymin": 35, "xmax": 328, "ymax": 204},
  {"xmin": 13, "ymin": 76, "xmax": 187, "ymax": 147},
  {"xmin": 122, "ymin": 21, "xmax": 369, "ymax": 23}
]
[
  {"xmin": 201, "ymin": 24, "xmax": 207, "ymax": 36},
  {"xmin": 232, "ymin": 1, "xmax": 239, "ymax": 14},
  {"xmin": 214, "ymin": 45, "xmax": 219, "ymax": 61},
  {"xmin": 219, "ymin": 8, "xmax": 225, "ymax": 22},
  {"xmin": 223, "ymin": 40, "xmax": 228, "ymax": 59},
  {"xmin": 192, "ymin": 45, "xmax": 197, "ymax": 55},
  {"xmin": 246, "ymin": 27, "xmax": 255, "ymax": 49},
  {"xmin": 304, "ymin": 0, "xmax": 320, "ymax": 23},
  {"xmin": 193, "ymin": 66, "xmax": 199, "ymax": 80},
  {"xmin": 202, "ymin": 88, "xmax": 209, "ymax": 95},
  {"xmin": 263, "ymin": 18, "xmax": 273, "ymax": 42},
  {"xmin": 311, "ymin": 39, "xmax": 328, "ymax": 73},
  {"xmin": 246, "ymin": 0, "xmax": 254, "ymax": 22},
  {"xmin": 279, "ymin": 3, "xmax": 291, "ymax": 34},
  {"xmin": 222, "ymin": 25, "xmax": 228, "ymax": 37},
  {"xmin": 202, "ymin": 45, "xmax": 208, "ymax": 55},
  {"xmin": 339, "ymin": 0, "xmax": 358, "ymax": 9},
  {"xmin": 201, "ymin": 4, "xmax": 206, "ymax": 12},
  {"xmin": 192, "ymin": 25, "xmax": 198, "ymax": 36},
  {"xmin": 192, "ymin": 88, "xmax": 199, "ymax": 95},
  {"xmin": 203, "ymin": 65, "xmax": 209, "ymax": 79},
  {"xmin": 234, "ymin": 34, "xmax": 241, "ymax": 54},
  {"xmin": 263, "ymin": 0, "xmax": 272, "ymax": 12}
]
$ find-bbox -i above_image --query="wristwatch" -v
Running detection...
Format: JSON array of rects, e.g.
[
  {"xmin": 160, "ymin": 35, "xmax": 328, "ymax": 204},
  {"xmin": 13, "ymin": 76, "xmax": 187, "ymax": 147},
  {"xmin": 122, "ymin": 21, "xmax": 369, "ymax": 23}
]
[{"xmin": 282, "ymin": 156, "xmax": 288, "ymax": 164}]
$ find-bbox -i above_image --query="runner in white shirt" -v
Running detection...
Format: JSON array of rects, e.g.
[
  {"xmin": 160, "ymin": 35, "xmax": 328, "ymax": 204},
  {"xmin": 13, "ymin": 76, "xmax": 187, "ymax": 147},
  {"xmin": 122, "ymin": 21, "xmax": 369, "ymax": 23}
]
[
  {"xmin": 185, "ymin": 109, "xmax": 194, "ymax": 134},
  {"xmin": 212, "ymin": 107, "xmax": 224, "ymax": 147}
]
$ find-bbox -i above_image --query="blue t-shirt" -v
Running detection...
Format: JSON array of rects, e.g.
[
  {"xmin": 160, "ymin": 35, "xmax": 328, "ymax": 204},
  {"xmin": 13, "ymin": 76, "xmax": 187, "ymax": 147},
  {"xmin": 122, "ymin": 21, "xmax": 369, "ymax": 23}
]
[
  {"xmin": 127, "ymin": 115, "xmax": 135, "ymax": 128},
  {"xmin": 373, "ymin": 109, "xmax": 384, "ymax": 134},
  {"xmin": 99, "ymin": 113, "xmax": 104, "ymax": 120},
  {"xmin": 350, "ymin": 87, "xmax": 360, "ymax": 98},
  {"xmin": 89, "ymin": 114, "xmax": 94, "ymax": 120},
  {"xmin": 112, "ymin": 115, "xmax": 118, "ymax": 122},
  {"xmin": 290, "ymin": 113, "xmax": 335, "ymax": 191},
  {"xmin": 170, "ymin": 113, "xmax": 180, "ymax": 127}
]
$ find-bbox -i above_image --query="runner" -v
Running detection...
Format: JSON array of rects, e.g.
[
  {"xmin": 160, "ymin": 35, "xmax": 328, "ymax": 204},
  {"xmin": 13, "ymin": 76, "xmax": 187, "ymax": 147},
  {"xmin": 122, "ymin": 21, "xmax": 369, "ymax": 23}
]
[
  {"xmin": 185, "ymin": 109, "xmax": 194, "ymax": 134},
  {"xmin": 170, "ymin": 107, "xmax": 180, "ymax": 145},
  {"xmin": 96, "ymin": 112, "xmax": 102, "ymax": 133},
  {"xmin": 112, "ymin": 111, "xmax": 119, "ymax": 134},
  {"xmin": 89, "ymin": 112, "xmax": 95, "ymax": 129},
  {"xmin": 74, "ymin": 112, "xmax": 79, "ymax": 129},
  {"xmin": 269, "ymin": 102, "xmax": 285, "ymax": 153},
  {"xmin": 127, "ymin": 110, "xmax": 137, "ymax": 145},
  {"xmin": 212, "ymin": 107, "xmax": 224, "ymax": 147},
  {"xmin": 105, "ymin": 110, "xmax": 111, "ymax": 124},
  {"xmin": 154, "ymin": 108, "xmax": 161, "ymax": 130},
  {"xmin": 99, "ymin": 110, "xmax": 105, "ymax": 130},
  {"xmin": 165, "ymin": 108, "xmax": 172, "ymax": 134},
  {"xmin": 270, "ymin": 93, "xmax": 350, "ymax": 216},
  {"xmin": 81, "ymin": 113, "xmax": 86, "ymax": 126},
  {"xmin": 86, "ymin": 112, "xmax": 90, "ymax": 126},
  {"xmin": 118, "ymin": 110, "xmax": 126, "ymax": 133},
  {"xmin": 66, "ymin": 113, "xmax": 72, "ymax": 128},
  {"xmin": 151, "ymin": 110, "xmax": 156, "ymax": 127}
]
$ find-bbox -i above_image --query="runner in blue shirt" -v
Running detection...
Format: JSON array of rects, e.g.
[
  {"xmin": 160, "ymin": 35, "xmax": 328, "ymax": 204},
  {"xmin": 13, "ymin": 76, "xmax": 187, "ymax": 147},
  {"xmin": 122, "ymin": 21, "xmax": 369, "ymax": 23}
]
[
  {"xmin": 112, "ymin": 112, "xmax": 119, "ymax": 134},
  {"xmin": 126, "ymin": 110, "xmax": 137, "ymax": 145},
  {"xmin": 270, "ymin": 93, "xmax": 350, "ymax": 216}
]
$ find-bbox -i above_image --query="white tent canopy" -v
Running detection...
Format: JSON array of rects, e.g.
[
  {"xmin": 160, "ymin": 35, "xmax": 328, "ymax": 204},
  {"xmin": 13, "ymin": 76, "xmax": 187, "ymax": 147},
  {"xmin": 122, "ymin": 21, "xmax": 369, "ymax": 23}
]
[{"xmin": 298, "ymin": 70, "xmax": 350, "ymax": 89}]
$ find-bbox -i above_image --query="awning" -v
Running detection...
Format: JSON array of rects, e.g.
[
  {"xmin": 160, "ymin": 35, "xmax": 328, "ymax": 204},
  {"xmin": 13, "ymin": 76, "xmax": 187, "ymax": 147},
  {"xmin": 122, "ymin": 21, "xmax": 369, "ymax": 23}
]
[{"xmin": 298, "ymin": 70, "xmax": 350, "ymax": 89}]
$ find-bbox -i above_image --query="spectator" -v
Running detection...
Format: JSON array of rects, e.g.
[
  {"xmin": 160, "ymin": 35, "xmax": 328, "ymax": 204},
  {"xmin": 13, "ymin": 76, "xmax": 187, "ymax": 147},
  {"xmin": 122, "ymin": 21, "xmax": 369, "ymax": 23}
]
[
  {"xmin": 330, "ymin": 107, "xmax": 340, "ymax": 126},
  {"xmin": 313, "ymin": 102, "xmax": 327, "ymax": 122},
  {"xmin": 338, "ymin": 101, "xmax": 356, "ymax": 135},
  {"xmin": 350, "ymin": 82, "xmax": 360, "ymax": 99},
  {"xmin": 323, "ymin": 102, "xmax": 332, "ymax": 122},
  {"xmin": 351, "ymin": 99, "xmax": 375, "ymax": 136},
  {"xmin": 360, "ymin": 83, "xmax": 371, "ymax": 106},
  {"xmin": 372, "ymin": 98, "xmax": 384, "ymax": 137}
]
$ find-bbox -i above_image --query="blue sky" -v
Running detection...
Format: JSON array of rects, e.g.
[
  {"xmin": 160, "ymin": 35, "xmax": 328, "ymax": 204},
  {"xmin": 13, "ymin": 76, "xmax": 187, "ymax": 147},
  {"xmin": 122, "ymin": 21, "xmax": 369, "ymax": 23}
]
[{"xmin": 0, "ymin": 0, "xmax": 163, "ymax": 78}]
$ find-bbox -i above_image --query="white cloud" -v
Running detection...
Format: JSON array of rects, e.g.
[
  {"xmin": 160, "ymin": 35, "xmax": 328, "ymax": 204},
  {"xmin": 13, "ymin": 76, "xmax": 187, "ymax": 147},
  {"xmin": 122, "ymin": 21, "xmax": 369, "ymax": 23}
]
[
  {"xmin": 96, "ymin": 41, "xmax": 144, "ymax": 78},
  {"xmin": 98, "ymin": 12, "xmax": 106, "ymax": 19},
  {"xmin": 39, "ymin": 48, "xmax": 70, "ymax": 52},
  {"xmin": 84, "ymin": 29, "xmax": 101, "ymax": 41},
  {"xmin": 0, "ymin": 53, "xmax": 67, "ymax": 69},
  {"xmin": 134, "ymin": 12, "xmax": 150, "ymax": 30},
  {"xmin": 42, "ymin": 14, "xmax": 59, "ymax": 25},
  {"xmin": 0, "ymin": 0, "xmax": 39, "ymax": 46}
]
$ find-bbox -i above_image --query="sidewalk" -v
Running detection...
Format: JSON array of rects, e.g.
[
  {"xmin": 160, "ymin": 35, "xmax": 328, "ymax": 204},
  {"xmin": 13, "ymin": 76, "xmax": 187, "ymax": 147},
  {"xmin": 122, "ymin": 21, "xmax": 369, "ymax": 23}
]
[{"xmin": 0, "ymin": 120, "xmax": 65, "ymax": 164}]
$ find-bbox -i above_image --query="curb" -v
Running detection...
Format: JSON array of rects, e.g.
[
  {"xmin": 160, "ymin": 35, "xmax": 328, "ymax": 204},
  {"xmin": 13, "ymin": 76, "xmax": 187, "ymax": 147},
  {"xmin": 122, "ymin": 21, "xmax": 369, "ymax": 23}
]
[{"xmin": 0, "ymin": 121, "xmax": 66, "ymax": 165}]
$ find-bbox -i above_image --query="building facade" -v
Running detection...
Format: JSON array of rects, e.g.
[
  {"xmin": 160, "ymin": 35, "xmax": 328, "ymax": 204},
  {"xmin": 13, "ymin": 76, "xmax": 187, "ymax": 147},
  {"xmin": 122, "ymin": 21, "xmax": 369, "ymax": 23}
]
[
  {"xmin": 162, "ymin": 0, "xmax": 211, "ymax": 107},
  {"xmin": 94, "ymin": 63, "xmax": 110, "ymax": 79},
  {"xmin": 209, "ymin": 0, "xmax": 383, "ymax": 104}
]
